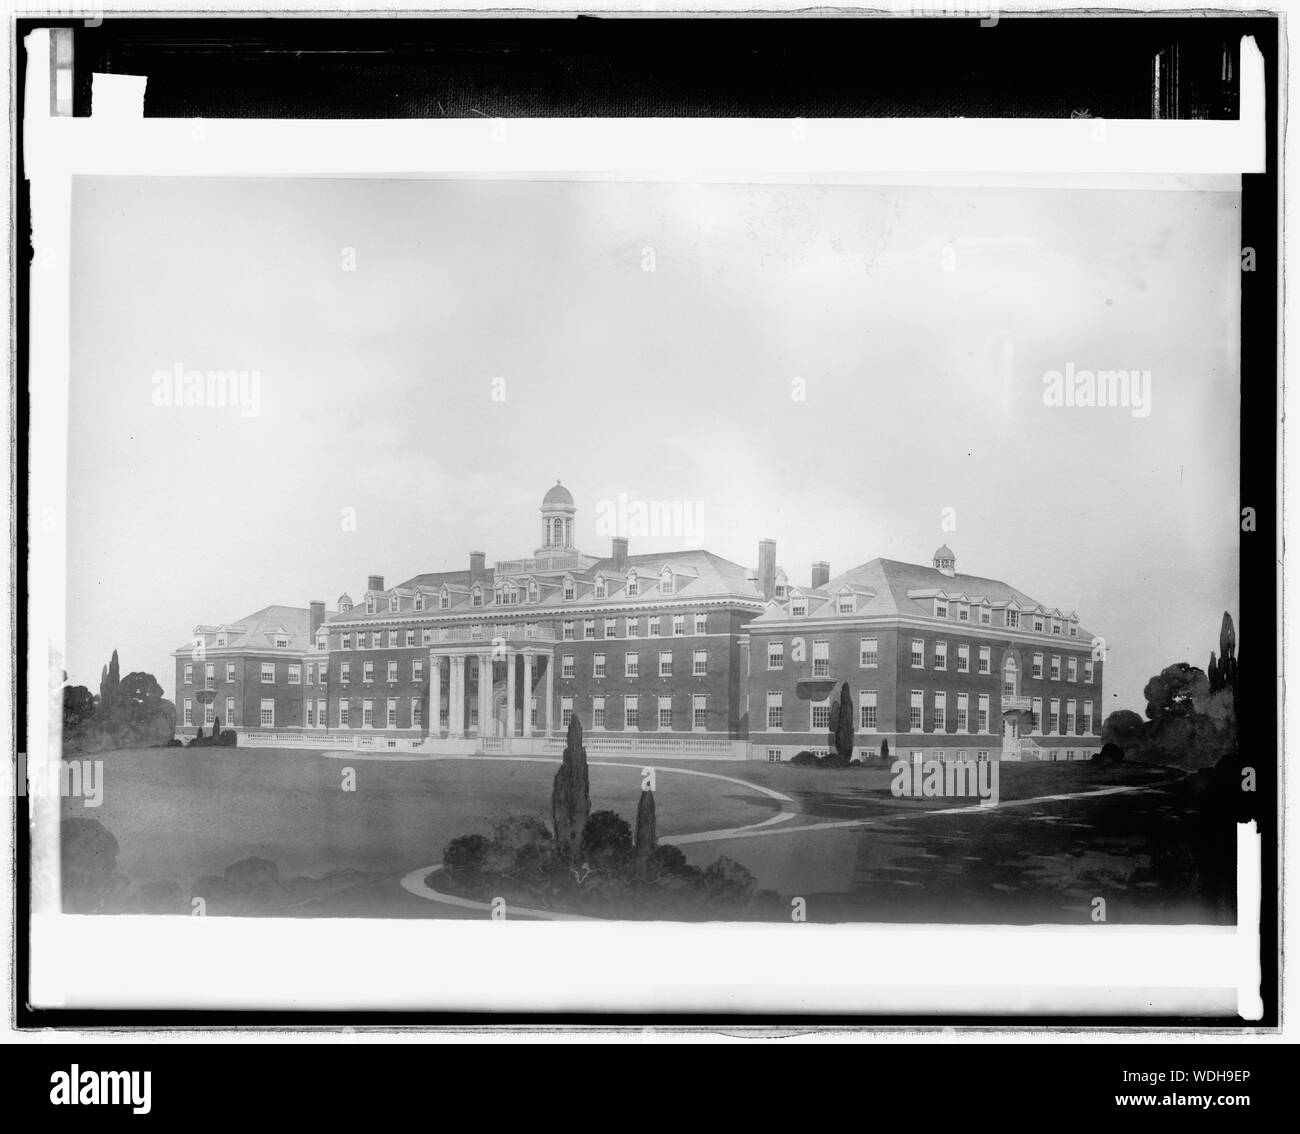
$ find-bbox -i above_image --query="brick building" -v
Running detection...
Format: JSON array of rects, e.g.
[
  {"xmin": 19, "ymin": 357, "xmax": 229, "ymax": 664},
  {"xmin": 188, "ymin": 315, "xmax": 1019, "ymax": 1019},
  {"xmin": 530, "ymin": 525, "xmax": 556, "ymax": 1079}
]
[
  {"xmin": 744, "ymin": 546, "xmax": 1104, "ymax": 762},
  {"xmin": 174, "ymin": 485, "xmax": 1103, "ymax": 761}
]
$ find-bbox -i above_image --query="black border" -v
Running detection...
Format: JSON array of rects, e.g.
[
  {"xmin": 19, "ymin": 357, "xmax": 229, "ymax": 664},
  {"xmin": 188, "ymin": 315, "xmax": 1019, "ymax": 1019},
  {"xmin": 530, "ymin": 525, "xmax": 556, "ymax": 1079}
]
[{"xmin": 12, "ymin": 11, "xmax": 1281, "ymax": 1032}]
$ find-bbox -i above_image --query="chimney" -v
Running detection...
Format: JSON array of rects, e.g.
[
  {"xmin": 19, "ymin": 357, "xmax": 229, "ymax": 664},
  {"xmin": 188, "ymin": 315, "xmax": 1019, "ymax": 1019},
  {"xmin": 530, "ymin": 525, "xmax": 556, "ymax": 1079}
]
[
  {"xmin": 367, "ymin": 574, "xmax": 384, "ymax": 593},
  {"xmin": 811, "ymin": 561, "xmax": 830, "ymax": 589},
  {"xmin": 757, "ymin": 538, "xmax": 777, "ymax": 601},
  {"xmin": 309, "ymin": 600, "xmax": 325, "ymax": 637},
  {"xmin": 611, "ymin": 536, "xmax": 629, "ymax": 571},
  {"xmin": 470, "ymin": 551, "xmax": 486, "ymax": 579}
]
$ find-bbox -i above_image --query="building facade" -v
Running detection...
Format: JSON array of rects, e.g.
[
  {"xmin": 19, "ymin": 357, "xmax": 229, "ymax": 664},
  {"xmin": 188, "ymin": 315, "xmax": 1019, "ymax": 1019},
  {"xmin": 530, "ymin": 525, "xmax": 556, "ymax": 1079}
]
[
  {"xmin": 174, "ymin": 486, "xmax": 1103, "ymax": 760},
  {"xmin": 744, "ymin": 546, "xmax": 1104, "ymax": 762}
]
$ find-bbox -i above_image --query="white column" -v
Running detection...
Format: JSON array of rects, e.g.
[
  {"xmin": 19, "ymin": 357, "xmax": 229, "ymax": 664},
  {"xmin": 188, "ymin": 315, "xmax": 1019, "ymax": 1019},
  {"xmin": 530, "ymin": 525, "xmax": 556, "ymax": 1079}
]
[
  {"xmin": 431, "ymin": 655, "xmax": 442, "ymax": 737},
  {"xmin": 544, "ymin": 654, "xmax": 555, "ymax": 736},
  {"xmin": 506, "ymin": 651, "xmax": 517, "ymax": 738},
  {"xmin": 478, "ymin": 652, "xmax": 491, "ymax": 736},
  {"xmin": 449, "ymin": 656, "xmax": 464, "ymax": 738},
  {"xmin": 522, "ymin": 653, "xmax": 534, "ymax": 739}
]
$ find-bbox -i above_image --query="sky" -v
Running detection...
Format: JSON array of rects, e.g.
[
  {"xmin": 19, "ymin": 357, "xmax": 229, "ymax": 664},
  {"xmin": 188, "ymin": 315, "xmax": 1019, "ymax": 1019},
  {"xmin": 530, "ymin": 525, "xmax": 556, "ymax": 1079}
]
[{"xmin": 66, "ymin": 175, "xmax": 1241, "ymax": 715}]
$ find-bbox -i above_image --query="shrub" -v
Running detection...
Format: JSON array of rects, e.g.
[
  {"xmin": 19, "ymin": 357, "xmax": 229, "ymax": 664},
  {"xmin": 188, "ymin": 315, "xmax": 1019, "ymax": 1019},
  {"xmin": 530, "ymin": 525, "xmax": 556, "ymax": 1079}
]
[
  {"xmin": 581, "ymin": 809, "xmax": 634, "ymax": 865},
  {"xmin": 1092, "ymin": 742, "xmax": 1126, "ymax": 766},
  {"xmin": 220, "ymin": 729, "xmax": 237, "ymax": 747},
  {"xmin": 61, "ymin": 817, "xmax": 119, "ymax": 913},
  {"xmin": 789, "ymin": 750, "xmax": 820, "ymax": 766}
]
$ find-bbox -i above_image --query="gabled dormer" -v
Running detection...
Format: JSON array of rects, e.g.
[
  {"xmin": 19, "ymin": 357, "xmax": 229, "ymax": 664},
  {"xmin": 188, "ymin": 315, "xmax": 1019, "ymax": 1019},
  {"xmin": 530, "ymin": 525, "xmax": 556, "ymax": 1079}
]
[
  {"xmin": 388, "ymin": 593, "xmax": 399, "ymax": 613},
  {"xmin": 658, "ymin": 565, "xmax": 675, "ymax": 596},
  {"xmin": 471, "ymin": 583, "xmax": 485, "ymax": 608},
  {"xmin": 788, "ymin": 588, "xmax": 809, "ymax": 617},
  {"xmin": 593, "ymin": 573, "xmax": 608, "ymax": 600},
  {"xmin": 439, "ymin": 584, "xmax": 451, "ymax": 611},
  {"xmin": 625, "ymin": 569, "xmax": 641, "ymax": 597},
  {"xmin": 561, "ymin": 573, "xmax": 576, "ymax": 602},
  {"xmin": 774, "ymin": 568, "xmax": 788, "ymax": 600},
  {"xmin": 271, "ymin": 626, "xmax": 291, "ymax": 649}
]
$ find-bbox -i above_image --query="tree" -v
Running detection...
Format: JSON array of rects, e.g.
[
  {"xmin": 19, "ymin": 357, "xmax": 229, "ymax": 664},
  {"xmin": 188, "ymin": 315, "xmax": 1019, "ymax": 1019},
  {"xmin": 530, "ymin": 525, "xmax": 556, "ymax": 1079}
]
[
  {"xmin": 117, "ymin": 671, "xmax": 165, "ymax": 713},
  {"xmin": 1143, "ymin": 663, "xmax": 1210, "ymax": 722},
  {"xmin": 581, "ymin": 810, "xmax": 633, "ymax": 865},
  {"xmin": 827, "ymin": 681, "xmax": 855, "ymax": 767},
  {"xmin": 551, "ymin": 715, "xmax": 591, "ymax": 860},
  {"xmin": 62, "ymin": 686, "xmax": 97, "ymax": 734},
  {"xmin": 1101, "ymin": 708, "xmax": 1144, "ymax": 748},
  {"xmin": 634, "ymin": 786, "xmax": 657, "ymax": 879}
]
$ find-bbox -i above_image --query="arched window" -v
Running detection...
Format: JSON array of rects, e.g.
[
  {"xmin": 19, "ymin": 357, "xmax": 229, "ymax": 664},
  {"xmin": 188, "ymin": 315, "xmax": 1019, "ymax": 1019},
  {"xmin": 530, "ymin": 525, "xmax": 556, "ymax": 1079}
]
[{"xmin": 1003, "ymin": 655, "xmax": 1018, "ymax": 697}]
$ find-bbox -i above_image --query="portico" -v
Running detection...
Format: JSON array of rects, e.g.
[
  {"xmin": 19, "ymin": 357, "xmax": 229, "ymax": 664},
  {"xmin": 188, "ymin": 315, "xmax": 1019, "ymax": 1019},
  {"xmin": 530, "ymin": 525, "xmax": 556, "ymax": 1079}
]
[{"xmin": 425, "ymin": 624, "xmax": 555, "ymax": 752}]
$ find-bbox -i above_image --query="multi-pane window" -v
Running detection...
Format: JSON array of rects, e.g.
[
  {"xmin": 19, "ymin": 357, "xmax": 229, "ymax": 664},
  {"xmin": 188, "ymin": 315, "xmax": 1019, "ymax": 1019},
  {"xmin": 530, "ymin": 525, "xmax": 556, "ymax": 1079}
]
[
  {"xmin": 387, "ymin": 699, "xmax": 398, "ymax": 727},
  {"xmin": 1066, "ymin": 700, "xmax": 1077, "ymax": 735},
  {"xmin": 649, "ymin": 616, "xmax": 661, "ymax": 637},
  {"xmin": 363, "ymin": 699, "xmax": 374, "ymax": 726},
  {"xmin": 694, "ymin": 614, "xmax": 707, "ymax": 635},
  {"xmin": 658, "ymin": 650, "xmax": 673, "ymax": 677},
  {"xmin": 307, "ymin": 663, "xmax": 315, "ymax": 685},
  {"xmin": 593, "ymin": 653, "xmax": 607, "ymax": 678},
  {"xmin": 562, "ymin": 621, "xmax": 575, "ymax": 641},
  {"xmin": 623, "ymin": 651, "xmax": 640, "ymax": 678},
  {"xmin": 225, "ymin": 697, "xmax": 235, "ymax": 726},
  {"xmin": 911, "ymin": 639, "xmax": 925, "ymax": 668},
  {"xmin": 692, "ymin": 695, "xmax": 707, "ymax": 730},
  {"xmin": 183, "ymin": 664, "xmax": 193, "ymax": 685},
  {"xmin": 791, "ymin": 598, "xmax": 807, "ymax": 616},
  {"xmin": 935, "ymin": 641, "xmax": 948, "ymax": 670},
  {"xmin": 977, "ymin": 693, "xmax": 990, "ymax": 733},
  {"xmin": 1031, "ymin": 697, "xmax": 1043, "ymax": 734},
  {"xmin": 288, "ymin": 664, "xmax": 301, "ymax": 685},
  {"xmin": 562, "ymin": 654, "xmax": 575, "ymax": 679},
  {"xmin": 1052, "ymin": 620, "xmax": 1062, "ymax": 636},
  {"xmin": 205, "ymin": 663, "xmax": 215, "ymax": 690},
  {"xmin": 1067, "ymin": 657, "xmax": 1078, "ymax": 682},
  {"xmin": 1034, "ymin": 616, "xmax": 1045, "ymax": 633},
  {"xmin": 1032, "ymin": 653, "xmax": 1044, "ymax": 679},
  {"xmin": 259, "ymin": 699, "xmax": 274, "ymax": 727},
  {"xmin": 261, "ymin": 662, "xmax": 275, "ymax": 684},
  {"xmin": 183, "ymin": 699, "xmax": 193, "ymax": 725},
  {"xmin": 672, "ymin": 615, "xmax": 686, "ymax": 636},
  {"xmin": 768, "ymin": 642, "xmax": 785, "ymax": 669},
  {"xmin": 659, "ymin": 571, "xmax": 675, "ymax": 596},
  {"xmin": 1084, "ymin": 702, "xmax": 1095, "ymax": 734},
  {"xmin": 980, "ymin": 605, "xmax": 992, "ymax": 625},
  {"xmin": 440, "ymin": 592, "xmax": 450, "ymax": 610},
  {"xmin": 1007, "ymin": 610, "xmax": 1020, "ymax": 629},
  {"xmin": 412, "ymin": 699, "xmax": 422, "ymax": 727},
  {"xmin": 561, "ymin": 697, "xmax": 574, "ymax": 727},
  {"xmin": 860, "ymin": 638, "xmax": 878, "ymax": 667},
  {"xmin": 318, "ymin": 664, "xmax": 327, "ymax": 684},
  {"xmin": 386, "ymin": 661, "xmax": 398, "ymax": 682},
  {"xmin": 564, "ymin": 579, "xmax": 577, "ymax": 601},
  {"xmin": 811, "ymin": 698, "xmax": 832, "ymax": 730},
  {"xmin": 813, "ymin": 640, "xmax": 829, "ymax": 677},
  {"xmin": 363, "ymin": 661, "xmax": 374, "ymax": 683},
  {"xmin": 626, "ymin": 617, "xmax": 639, "ymax": 638},
  {"xmin": 594, "ymin": 578, "xmax": 607, "ymax": 599},
  {"xmin": 657, "ymin": 697, "xmax": 673, "ymax": 730},
  {"xmin": 626, "ymin": 574, "xmax": 640, "ymax": 597},
  {"xmin": 605, "ymin": 618, "xmax": 617, "ymax": 639},
  {"xmin": 593, "ymin": 696, "xmax": 606, "ymax": 729},
  {"xmin": 1050, "ymin": 656, "xmax": 1061, "ymax": 681},
  {"xmin": 274, "ymin": 635, "xmax": 289, "ymax": 648},
  {"xmin": 584, "ymin": 620, "xmax": 596, "ymax": 640},
  {"xmin": 933, "ymin": 693, "xmax": 946, "ymax": 732},
  {"xmin": 226, "ymin": 662, "xmax": 235, "ymax": 683},
  {"xmin": 957, "ymin": 604, "xmax": 970, "ymax": 623},
  {"xmin": 341, "ymin": 662, "xmax": 351, "ymax": 685},
  {"xmin": 935, "ymin": 600, "xmax": 948, "ymax": 619},
  {"xmin": 388, "ymin": 631, "xmax": 398, "ymax": 648},
  {"xmin": 692, "ymin": 649, "xmax": 707, "ymax": 676},
  {"xmin": 406, "ymin": 630, "xmax": 416, "ymax": 647},
  {"xmin": 340, "ymin": 702, "xmax": 350, "ymax": 728},
  {"xmin": 909, "ymin": 690, "xmax": 924, "ymax": 731},
  {"xmin": 342, "ymin": 634, "xmax": 353, "ymax": 650},
  {"xmin": 766, "ymin": 692, "xmax": 784, "ymax": 730},
  {"xmin": 957, "ymin": 645, "xmax": 970, "ymax": 673},
  {"xmin": 859, "ymin": 691, "xmax": 878, "ymax": 731},
  {"xmin": 204, "ymin": 700, "xmax": 215, "ymax": 725},
  {"xmin": 413, "ymin": 659, "xmax": 424, "ymax": 682},
  {"xmin": 978, "ymin": 646, "xmax": 991, "ymax": 675},
  {"xmin": 1048, "ymin": 699, "xmax": 1060, "ymax": 734},
  {"xmin": 371, "ymin": 632, "xmax": 382, "ymax": 649},
  {"xmin": 1085, "ymin": 658, "xmax": 1095, "ymax": 683},
  {"xmin": 624, "ymin": 695, "xmax": 639, "ymax": 730},
  {"xmin": 956, "ymin": 693, "xmax": 969, "ymax": 732},
  {"xmin": 838, "ymin": 595, "xmax": 854, "ymax": 615}
]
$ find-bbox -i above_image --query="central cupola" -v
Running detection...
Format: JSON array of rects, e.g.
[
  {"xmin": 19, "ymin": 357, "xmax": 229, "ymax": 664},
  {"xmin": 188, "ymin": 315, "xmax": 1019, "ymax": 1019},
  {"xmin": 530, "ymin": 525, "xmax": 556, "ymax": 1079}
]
[{"xmin": 538, "ymin": 480, "xmax": 577, "ymax": 554}]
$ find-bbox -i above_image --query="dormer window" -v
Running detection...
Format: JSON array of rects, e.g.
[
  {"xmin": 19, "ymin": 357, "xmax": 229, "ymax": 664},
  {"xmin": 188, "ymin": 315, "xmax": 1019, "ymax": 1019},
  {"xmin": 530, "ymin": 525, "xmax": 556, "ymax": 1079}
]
[
  {"xmin": 659, "ymin": 568, "xmax": 674, "ymax": 596},
  {"xmin": 934, "ymin": 600, "xmax": 948, "ymax": 619},
  {"xmin": 1069, "ymin": 622, "xmax": 1078, "ymax": 638},
  {"xmin": 339, "ymin": 598, "xmax": 352, "ymax": 613},
  {"xmin": 216, "ymin": 633, "xmax": 228, "ymax": 648},
  {"xmin": 594, "ymin": 576, "xmax": 607, "ymax": 599},
  {"xmin": 365, "ymin": 596, "xmax": 376, "ymax": 614},
  {"xmin": 388, "ymin": 595, "xmax": 399, "ymax": 613},
  {"xmin": 274, "ymin": 634, "xmax": 289, "ymax": 649},
  {"xmin": 414, "ymin": 594, "xmax": 424, "ymax": 611},
  {"xmin": 791, "ymin": 597, "xmax": 808, "ymax": 617},
  {"xmin": 979, "ymin": 603, "xmax": 992, "ymax": 625},
  {"xmin": 775, "ymin": 583, "xmax": 787, "ymax": 599},
  {"xmin": 626, "ymin": 572, "xmax": 639, "ymax": 597},
  {"xmin": 440, "ymin": 589, "xmax": 450, "ymax": 610},
  {"xmin": 563, "ymin": 577, "xmax": 576, "ymax": 601},
  {"xmin": 527, "ymin": 581, "xmax": 538, "ymax": 603},
  {"xmin": 957, "ymin": 603, "xmax": 970, "ymax": 622},
  {"xmin": 472, "ymin": 585, "xmax": 483, "ymax": 608},
  {"xmin": 1052, "ymin": 620, "xmax": 1062, "ymax": 636},
  {"xmin": 1007, "ymin": 610, "xmax": 1020, "ymax": 629},
  {"xmin": 1034, "ymin": 616, "xmax": 1045, "ymax": 633},
  {"xmin": 838, "ymin": 595, "xmax": 854, "ymax": 616},
  {"xmin": 494, "ymin": 587, "xmax": 504, "ymax": 606}
]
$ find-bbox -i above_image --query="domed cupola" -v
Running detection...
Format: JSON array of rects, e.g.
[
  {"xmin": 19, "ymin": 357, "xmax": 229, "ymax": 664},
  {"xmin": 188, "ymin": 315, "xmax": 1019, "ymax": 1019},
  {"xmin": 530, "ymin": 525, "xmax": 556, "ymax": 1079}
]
[
  {"xmin": 538, "ymin": 480, "xmax": 577, "ymax": 554},
  {"xmin": 933, "ymin": 544, "xmax": 956, "ymax": 577}
]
